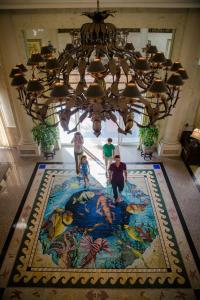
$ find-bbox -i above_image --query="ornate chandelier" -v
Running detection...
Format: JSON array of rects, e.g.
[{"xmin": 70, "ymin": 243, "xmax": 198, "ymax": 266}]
[{"xmin": 10, "ymin": 1, "xmax": 188, "ymax": 137}]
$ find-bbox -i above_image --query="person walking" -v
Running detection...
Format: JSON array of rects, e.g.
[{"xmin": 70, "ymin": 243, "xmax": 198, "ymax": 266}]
[
  {"xmin": 79, "ymin": 155, "xmax": 90, "ymax": 187},
  {"xmin": 109, "ymin": 155, "xmax": 127, "ymax": 203},
  {"xmin": 103, "ymin": 138, "xmax": 115, "ymax": 176},
  {"xmin": 71, "ymin": 132, "xmax": 84, "ymax": 174}
]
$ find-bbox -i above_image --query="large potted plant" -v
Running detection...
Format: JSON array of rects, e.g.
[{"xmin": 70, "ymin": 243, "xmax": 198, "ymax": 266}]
[
  {"xmin": 32, "ymin": 121, "xmax": 59, "ymax": 153},
  {"xmin": 139, "ymin": 125, "xmax": 159, "ymax": 155}
]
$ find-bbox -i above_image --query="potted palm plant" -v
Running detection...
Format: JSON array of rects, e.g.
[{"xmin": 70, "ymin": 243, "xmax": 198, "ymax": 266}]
[
  {"xmin": 32, "ymin": 120, "xmax": 59, "ymax": 154},
  {"xmin": 139, "ymin": 125, "xmax": 159, "ymax": 156}
]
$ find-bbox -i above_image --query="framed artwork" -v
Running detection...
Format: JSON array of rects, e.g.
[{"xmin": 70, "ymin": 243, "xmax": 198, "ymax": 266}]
[{"xmin": 26, "ymin": 39, "xmax": 42, "ymax": 58}]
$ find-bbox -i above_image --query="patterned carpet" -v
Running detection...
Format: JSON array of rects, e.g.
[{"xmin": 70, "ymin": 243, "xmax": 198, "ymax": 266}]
[{"xmin": 0, "ymin": 162, "xmax": 199, "ymax": 300}]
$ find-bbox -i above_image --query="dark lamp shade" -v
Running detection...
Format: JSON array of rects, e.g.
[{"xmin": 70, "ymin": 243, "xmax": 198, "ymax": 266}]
[
  {"xmin": 11, "ymin": 74, "xmax": 27, "ymax": 86},
  {"xmin": 162, "ymin": 59, "xmax": 172, "ymax": 67},
  {"xmin": 41, "ymin": 46, "xmax": 52, "ymax": 56},
  {"xmin": 124, "ymin": 43, "xmax": 135, "ymax": 51},
  {"xmin": 171, "ymin": 61, "xmax": 182, "ymax": 71},
  {"xmin": 122, "ymin": 83, "xmax": 141, "ymax": 98},
  {"xmin": 151, "ymin": 52, "xmax": 166, "ymax": 63},
  {"xmin": 134, "ymin": 57, "xmax": 150, "ymax": 71},
  {"xmin": 86, "ymin": 83, "xmax": 105, "ymax": 98},
  {"xmin": 96, "ymin": 49, "xmax": 105, "ymax": 58},
  {"xmin": 27, "ymin": 58, "xmax": 35, "ymax": 66},
  {"xmin": 87, "ymin": 59, "xmax": 106, "ymax": 73},
  {"xmin": 134, "ymin": 51, "xmax": 142, "ymax": 58},
  {"xmin": 167, "ymin": 74, "xmax": 183, "ymax": 86},
  {"xmin": 65, "ymin": 43, "xmax": 74, "ymax": 51},
  {"xmin": 16, "ymin": 64, "xmax": 27, "ymax": 72},
  {"xmin": 147, "ymin": 45, "xmax": 158, "ymax": 54},
  {"xmin": 50, "ymin": 83, "xmax": 69, "ymax": 98},
  {"xmin": 9, "ymin": 67, "xmax": 22, "ymax": 78},
  {"xmin": 149, "ymin": 79, "xmax": 168, "ymax": 93},
  {"xmin": 27, "ymin": 53, "xmax": 44, "ymax": 65},
  {"xmin": 177, "ymin": 68, "xmax": 189, "ymax": 80},
  {"xmin": 27, "ymin": 79, "xmax": 44, "ymax": 93},
  {"xmin": 46, "ymin": 58, "xmax": 60, "ymax": 70}
]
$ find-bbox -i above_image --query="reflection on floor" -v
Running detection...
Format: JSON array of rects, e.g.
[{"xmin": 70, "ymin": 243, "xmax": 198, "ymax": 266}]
[{"xmin": 190, "ymin": 165, "xmax": 200, "ymax": 186}]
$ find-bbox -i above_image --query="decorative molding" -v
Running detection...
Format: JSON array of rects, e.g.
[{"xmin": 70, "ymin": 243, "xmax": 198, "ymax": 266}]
[
  {"xmin": 17, "ymin": 143, "xmax": 41, "ymax": 157},
  {"xmin": 58, "ymin": 28, "xmax": 141, "ymax": 34},
  {"xmin": 158, "ymin": 141, "xmax": 182, "ymax": 157}
]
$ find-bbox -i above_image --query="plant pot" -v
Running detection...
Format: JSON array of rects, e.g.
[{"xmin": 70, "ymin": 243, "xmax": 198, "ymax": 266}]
[
  {"xmin": 142, "ymin": 144, "xmax": 154, "ymax": 154},
  {"xmin": 41, "ymin": 144, "xmax": 54, "ymax": 153}
]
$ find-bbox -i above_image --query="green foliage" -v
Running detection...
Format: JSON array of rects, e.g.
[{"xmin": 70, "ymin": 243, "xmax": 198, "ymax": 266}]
[
  {"xmin": 32, "ymin": 120, "xmax": 58, "ymax": 152},
  {"xmin": 139, "ymin": 126, "xmax": 159, "ymax": 147}
]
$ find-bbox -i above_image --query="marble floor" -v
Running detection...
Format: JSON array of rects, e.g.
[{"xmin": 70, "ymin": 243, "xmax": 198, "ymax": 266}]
[{"xmin": 0, "ymin": 145, "xmax": 200, "ymax": 260}]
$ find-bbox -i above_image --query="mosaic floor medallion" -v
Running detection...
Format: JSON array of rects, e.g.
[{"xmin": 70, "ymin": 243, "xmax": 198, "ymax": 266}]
[{"xmin": 0, "ymin": 162, "xmax": 199, "ymax": 300}]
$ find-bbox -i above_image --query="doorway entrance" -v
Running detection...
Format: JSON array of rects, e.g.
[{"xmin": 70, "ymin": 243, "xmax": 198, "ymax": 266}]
[{"xmin": 58, "ymin": 112, "xmax": 141, "ymax": 147}]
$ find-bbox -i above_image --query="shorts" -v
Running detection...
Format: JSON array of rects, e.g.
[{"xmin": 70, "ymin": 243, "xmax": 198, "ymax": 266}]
[{"xmin": 104, "ymin": 156, "xmax": 113, "ymax": 166}]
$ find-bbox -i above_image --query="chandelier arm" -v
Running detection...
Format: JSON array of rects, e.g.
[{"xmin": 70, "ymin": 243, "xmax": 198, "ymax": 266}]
[
  {"xmin": 134, "ymin": 77, "xmax": 148, "ymax": 92},
  {"xmin": 58, "ymin": 45, "xmax": 82, "ymax": 62},
  {"xmin": 133, "ymin": 119, "xmax": 151, "ymax": 128},
  {"xmin": 45, "ymin": 107, "xmax": 79, "ymax": 120},
  {"xmin": 110, "ymin": 45, "xmax": 131, "ymax": 57},
  {"xmin": 172, "ymin": 89, "xmax": 180, "ymax": 108},
  {"xmin": 129, "ymin": 103, "xmax": 145, "ymax": 109},
  {"xmin": 17, "ymin": 88, "xmax": 23, "ymax": 101},
  {"xmin": 131, "ymin": 108, "xmax": 149, "ymax": 117},
  {"xmin": 109, "ymin": 111, "xmax": 127, "ymax": 134},
  {"xmin": 67, "ymin": 110, "xmax": 89, "ymax": 134}
]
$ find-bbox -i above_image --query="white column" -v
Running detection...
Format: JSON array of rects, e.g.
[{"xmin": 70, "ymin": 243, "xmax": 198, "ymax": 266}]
[
  {"xmin": 0, "ymin": 15, "xmax": 40, "ymax": 156},
  {"xmin": 158, "ymin": 9, "xmax": 200, "ymax": 156}
]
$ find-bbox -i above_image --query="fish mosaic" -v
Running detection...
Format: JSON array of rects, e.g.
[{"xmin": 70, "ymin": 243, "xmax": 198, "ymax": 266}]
[{"xmin": 39, "ymin": 173, "xmax": 158, "ymax": 269}]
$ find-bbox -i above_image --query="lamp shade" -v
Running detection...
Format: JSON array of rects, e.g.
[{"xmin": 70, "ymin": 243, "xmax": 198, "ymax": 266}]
[
  {"xmin": 122, "ymin": 83, "xmax": 141, "ymax": 98},
  {"xmin": 134, "ymin": 57, "xmax": 150, "ymax": 71},
  {"xmin": 46, "ymin": 58, "xmax": 60, "ymax": 70},
  {"xmin": 41, "ymin": 46, "xmax": 52, "ymax": 56},
  {"xmin": 9, "ymin": 67, "xmax": 22, "ymax": 78},
  {"xmin": 167, "ymin": 74, "xmax": 183, "ymax": 86},
  {"xmin": 27, "ymin": 53, "xmax": 44, "ymax": 65},
  {"xmin": 147, "ymin": 45, "xmax": 158, "ymax": 54},
  {"xmin": 27, "ymin": 79, "xmax": 44, "ymax": 93},
  {"xmin": 171, "ymin": 61, "xmax": 182, "ymax": 71},
  {"xmin": 96, "ymin": 49, "xmax": 105, "ymax": 58},
  {"xmin": 65, "ymin": 43, "xmax": 74, "ymax": 51},
  {"xmin": 177, "ymin": 68, "xmax": 189, "ymax": 80},
  {"xmin": 16, "ymin": 64, "xmax": 27, "ymax": 72},
  {"xmin": 50, "ymin": 82, "xmax": 69, "ymax": 98},
  {"xmin": 86, "ymin": 83, "xmax": 105, "ymax": 98},
  {"xmin": 87, "ymin": 59, "xmax": 106, "ymax": 73},
  {"xmin": 134, "ymin": 51, "xmax": 142, "ymax": 58},
  {"xmin": 11, "ymin": 74, "xmax": 27, "ymax": 86},
  {"xmin": 191, "ymin": 128, "xmax": 200, "ymax": 141},
  {"xmin": 124, "ymin": 43, "xmax": 135, "ymax": 51},
  {"xmin": 162, "ymin": 59, "xmax": 172, "ymax": 67},
  {"xmin": 149, "ymin": 79, "xmax": 168, "ymax": 93},
  {"xmin": 151, "ymin": 52, "xmax": 166, "ymax": 63}
]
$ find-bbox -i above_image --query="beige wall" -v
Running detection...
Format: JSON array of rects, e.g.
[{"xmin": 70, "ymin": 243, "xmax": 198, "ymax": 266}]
[
  {"xmin": 0, "ymin": 7, "xmax": 200, "ymax": 146},
  {"xmin": 194, "ymin": 99, "xmax": 200, "ymax": 129}
]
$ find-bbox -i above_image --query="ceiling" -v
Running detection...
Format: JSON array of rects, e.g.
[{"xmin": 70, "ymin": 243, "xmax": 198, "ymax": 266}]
[{"xmin": 0, "ymin": 0, "xmax": 200, "ymax": 10}]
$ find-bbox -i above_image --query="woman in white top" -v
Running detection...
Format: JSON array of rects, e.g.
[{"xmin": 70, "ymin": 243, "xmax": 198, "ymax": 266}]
[{"xmin": 71, "ymin": 132, "xmax": 84, "ymax": 174}]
